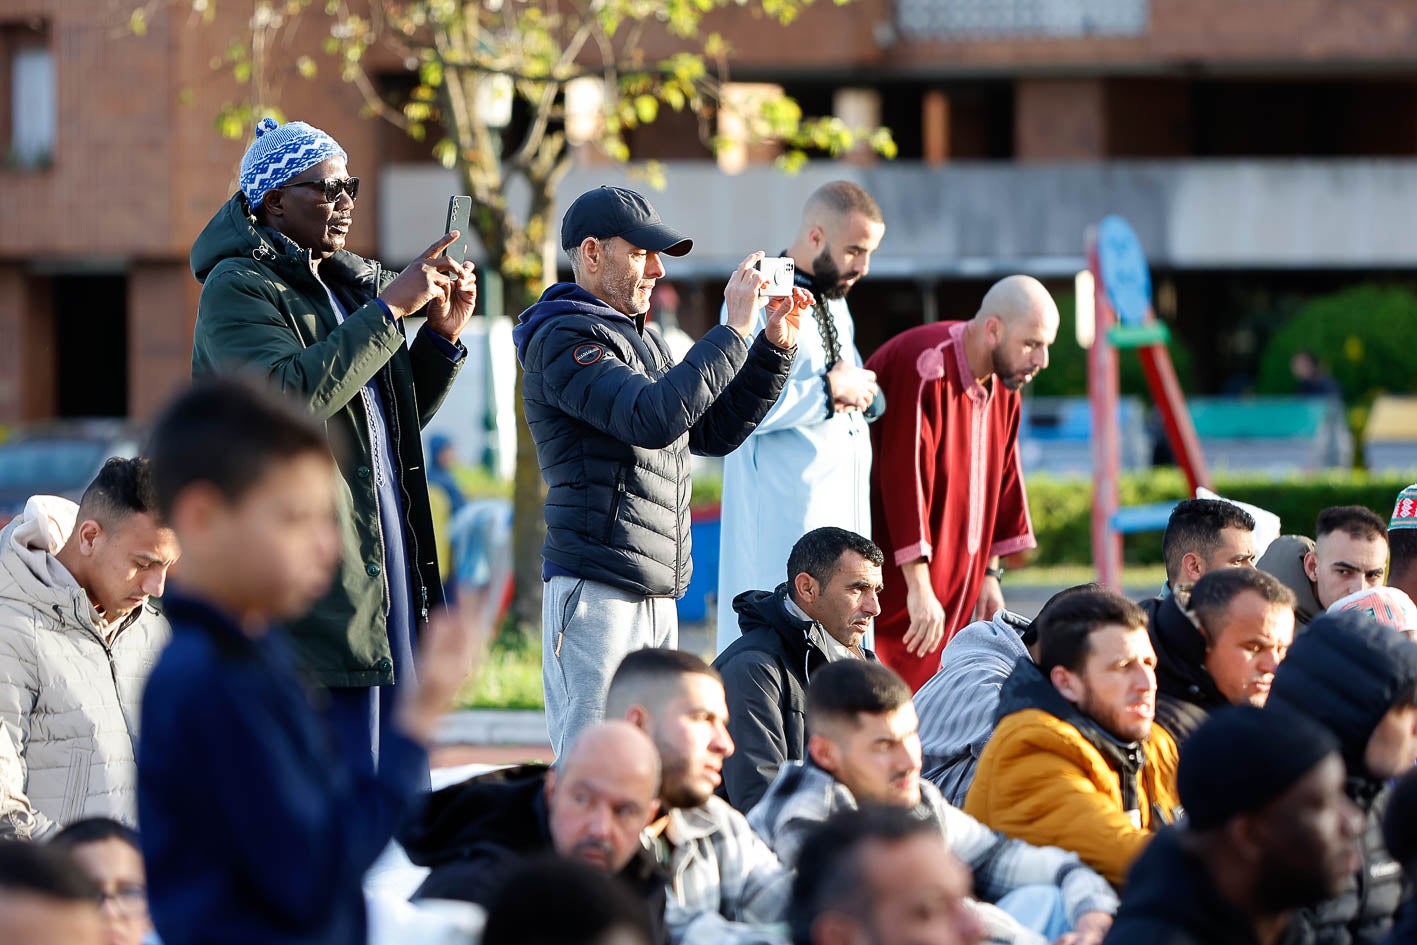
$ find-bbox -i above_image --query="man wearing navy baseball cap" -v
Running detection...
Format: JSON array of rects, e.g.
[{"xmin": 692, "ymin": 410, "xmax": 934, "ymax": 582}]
[{"xmin": 513, "ymin": 185, "xmax": 812, "ymax": 755}]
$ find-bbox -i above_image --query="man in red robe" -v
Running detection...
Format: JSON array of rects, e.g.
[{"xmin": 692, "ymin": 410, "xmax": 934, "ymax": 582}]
[{"xmin": 867, "ymin": 276, "xmax": 1059, "ymax": 690}]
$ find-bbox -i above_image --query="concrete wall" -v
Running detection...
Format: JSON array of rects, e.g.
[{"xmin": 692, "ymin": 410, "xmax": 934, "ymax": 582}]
[{"xmin": 381, "ymin": 158, "xmax": 1417, "ymax": 277}]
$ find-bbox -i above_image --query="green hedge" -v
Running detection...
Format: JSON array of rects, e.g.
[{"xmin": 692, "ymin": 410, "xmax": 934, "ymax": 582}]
[{"xmin": 1024, "ymin": 469, "xmax": 1416, "ymax": 566}]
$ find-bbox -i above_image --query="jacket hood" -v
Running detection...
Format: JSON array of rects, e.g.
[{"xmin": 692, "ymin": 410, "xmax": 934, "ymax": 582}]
[
  {"xmin": 398, "ymin": 763, "xmax": 550, "ymax": 866},
  {"xmin": 1268, "ymin": 609, "xmax": 1417, "ymax": 777},
  {"xmin": 511, "ymin": 282, "xmax": 635, "ymax": 363},
  {"xmin": 997, "ymin": 657, "xmax": 1148, "ymax": 784},
  {"xmin": 734, "ymin": 585, "xmax": 813, "ymax": 644},
  {"xmin": 190, "ymin": 192, "xmax": 277, "ymax": 282},
  {"xmin": 0, "ymin": 495, "xmax": 85, "ymax": 611},
  {"xmin": 1257, "ymin": 534, "xmax": 1323, "ymax": 624},
  {"xmin": 1149, "ymin": 588, "xmax": 1227, "ymax": 711},
  {"xmin": 945, "ymin": 610, "xmax": 1031, "ymax": 665}
]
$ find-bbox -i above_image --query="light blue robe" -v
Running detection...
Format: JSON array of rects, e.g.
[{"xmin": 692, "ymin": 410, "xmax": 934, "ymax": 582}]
[{"xmin": 715, "ymin": 295, "xmax": 872, "ymax": 652}]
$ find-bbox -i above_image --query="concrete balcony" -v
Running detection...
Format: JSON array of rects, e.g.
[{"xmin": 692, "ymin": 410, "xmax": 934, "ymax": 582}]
[{"xmin": 380, "ymin": 158, "xmax": 1417, "ymax": 277}]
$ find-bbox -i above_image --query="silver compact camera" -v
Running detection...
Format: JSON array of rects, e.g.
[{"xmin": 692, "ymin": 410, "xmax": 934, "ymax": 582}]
[{"xmin": 755, "ymin": 256, "xmax": 796, "ymax": 297}]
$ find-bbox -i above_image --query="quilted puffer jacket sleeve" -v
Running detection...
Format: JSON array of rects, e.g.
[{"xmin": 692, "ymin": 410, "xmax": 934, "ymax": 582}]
[
  {"xmin": 0, "ymin": 620, "xmax": 50, "ymax": 839},
  {"xmin": 534, "ymin": 320, "xmax": 776, "ymax": 450},
  {"xmin": 192, "ymin": 262, "xmax": 407, "ymax": 421},
  {"xmin": 686, "ymin": 332, "xmax": 794, "ymax": 457}
]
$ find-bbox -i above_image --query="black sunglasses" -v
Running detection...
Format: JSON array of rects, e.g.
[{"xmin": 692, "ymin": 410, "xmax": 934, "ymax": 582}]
[{"xmin": 279, "ymin": 176, "xmax": 360, "ymax": 202}]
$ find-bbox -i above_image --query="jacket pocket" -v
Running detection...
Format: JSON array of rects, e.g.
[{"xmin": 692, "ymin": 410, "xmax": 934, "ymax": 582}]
[
  {"xmin": 60, "ymin": 747, "xmax": 93, "ymax": 825},
  {"xmin": 602, "ymin": 469, "xmax": 628, "ymax": 544}
]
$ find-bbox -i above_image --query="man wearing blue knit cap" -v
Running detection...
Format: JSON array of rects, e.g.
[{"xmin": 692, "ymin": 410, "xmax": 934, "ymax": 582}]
[{"xmin": 189, "ymin": 117, "xmax": 477, "ymax": 776}]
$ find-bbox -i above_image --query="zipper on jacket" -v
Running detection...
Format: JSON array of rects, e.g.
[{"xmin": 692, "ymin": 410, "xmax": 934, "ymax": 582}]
[
  {"xmin": 603, "ymin": 470, "xmax": 628, "ymax": 544},
  {"xmin": 674, "ymin": 448, "xmax": 684, "ymax": 592}
]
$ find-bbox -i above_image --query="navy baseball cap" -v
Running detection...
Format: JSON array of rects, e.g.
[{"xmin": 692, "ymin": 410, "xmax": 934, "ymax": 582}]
[{"xmin": 560, "ymin": 186, "xmax": 692, "ymax": 257}]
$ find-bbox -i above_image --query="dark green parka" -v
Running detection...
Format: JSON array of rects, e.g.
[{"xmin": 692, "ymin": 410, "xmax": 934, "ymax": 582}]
[{"xmin": 189, "ymin": 192, "xmax": 462, "ymax": 687}]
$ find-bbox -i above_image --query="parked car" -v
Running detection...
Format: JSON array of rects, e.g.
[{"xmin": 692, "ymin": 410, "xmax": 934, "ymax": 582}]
[{"xmin": 0, "ymin": 420, "xmax": 141, "ymax": 524}]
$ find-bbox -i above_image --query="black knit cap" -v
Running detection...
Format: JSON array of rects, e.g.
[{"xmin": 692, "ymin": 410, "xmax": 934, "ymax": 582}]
[
  {"xmin": 560, "ymin": 186, "xmax": 692, "ymax": 256},
  {"xmin": 1179, "ymin": 704, "xmax": 1339, "ymax": 831}
]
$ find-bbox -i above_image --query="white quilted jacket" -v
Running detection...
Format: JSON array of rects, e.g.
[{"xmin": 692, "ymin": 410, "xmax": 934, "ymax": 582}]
[{"xmin": 0, "ymin": 496, "xmax": 170, "ymax": 839}]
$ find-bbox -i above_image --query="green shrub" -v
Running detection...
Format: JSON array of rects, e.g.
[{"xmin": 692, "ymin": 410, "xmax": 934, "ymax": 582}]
[
  {"xmin": 1024, "ymin": 469, "xmax": 1415, "ymax": 567},
  {"xmin": 1255, "ymin": 284, "xmax": 1417, "ymax": 406}
]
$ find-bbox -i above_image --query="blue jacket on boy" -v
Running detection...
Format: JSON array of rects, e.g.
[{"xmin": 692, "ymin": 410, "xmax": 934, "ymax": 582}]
[{"xmin": 138, "ymin": 591, "xmax": 428, "ymax": 945}]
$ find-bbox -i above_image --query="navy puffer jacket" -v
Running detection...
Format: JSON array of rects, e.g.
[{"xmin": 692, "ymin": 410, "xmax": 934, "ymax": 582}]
[
  {"xmin": 1267, "ymin": 610, "xmax": 1417, "ymax": 945},
  {"xmin": 514, "ymin": 283, "xmax": 793, "ymax": 597}
]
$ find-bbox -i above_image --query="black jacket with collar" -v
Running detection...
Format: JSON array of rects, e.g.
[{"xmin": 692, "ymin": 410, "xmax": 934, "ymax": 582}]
[
  {"xmin": 398, "ymin": 763, "xmax": 668, "ymax": 944},
  {"xmin": 1140, "ymin": 590, "xmax": 1227, "ymax": 745},
  {"xmin": 1105, "ymin": 826, "xmax": 1309, "ymax": 945},
  {"xmin": 712, "ymin": 585, "xmax": 877, "ymax": 812}
]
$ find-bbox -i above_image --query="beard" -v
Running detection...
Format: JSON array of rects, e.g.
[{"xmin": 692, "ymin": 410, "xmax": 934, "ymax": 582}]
[
  {"xmin": 991, "ymin": 348, "xmax": 1037, "ymax": 391},
  {"xmin": 1076, "ymin": 684, "xmax": 1153, "ymax": 744},
  {"xmin": 810, "ymin": 247, "xmax": 858, "ymax": 300}
]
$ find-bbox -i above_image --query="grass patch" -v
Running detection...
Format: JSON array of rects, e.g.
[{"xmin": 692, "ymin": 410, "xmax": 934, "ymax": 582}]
[
  {"xmin": 458, "ymin": 626, "xmax": 544, "ymax": 710},
  {"xmin": 1009, "ymin": 562, "xmax": 1168, "ymax": 588}
]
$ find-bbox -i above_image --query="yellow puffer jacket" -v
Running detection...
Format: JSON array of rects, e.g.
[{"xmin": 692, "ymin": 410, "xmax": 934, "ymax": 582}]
[{"xmin": 963, "ymin": 671, "xmax": 1182, "ymax": 887}]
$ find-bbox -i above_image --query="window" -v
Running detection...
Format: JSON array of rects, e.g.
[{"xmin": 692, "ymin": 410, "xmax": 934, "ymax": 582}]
[{"xmin": 2, "ymin": 20, "xmax": 54, "ymax": 170}]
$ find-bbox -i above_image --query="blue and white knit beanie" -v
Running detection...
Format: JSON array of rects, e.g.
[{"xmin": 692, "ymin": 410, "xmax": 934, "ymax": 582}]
[{"xmin": 239, "ymin": 117, "xmax": 347, "ymax": 208}]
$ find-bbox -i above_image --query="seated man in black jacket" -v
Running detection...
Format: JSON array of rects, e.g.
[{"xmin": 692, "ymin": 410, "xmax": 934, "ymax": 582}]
[
  {"xmin": 713, "ymin": 527, "xmax": 882, "ymax": 810},
  {"xmin": 399, "ymin": 721, "xmax": 667, "ymax": 942},
  {"xmin": 1266, "ymin": 610, "xmax": 1417, "ymax": 945},
  {"xmin": 1107, "ymin": 705, "xmax": 1362, "ymax": 945},
  {"xmin": 1152, "ymin": 567, "xmax": 1295, "ymax": 743}
]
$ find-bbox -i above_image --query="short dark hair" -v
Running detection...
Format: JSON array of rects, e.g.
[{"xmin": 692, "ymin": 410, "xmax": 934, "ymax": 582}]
[
  {"xmin": 786, "ymin": 527, "xmax": 884, "ymax": 595},
  {"xmin": 789, "ymin": 806, "xmax": 936, "ymax": 945},
  {"xmin": 1035, "ymin": 589, "xmax": 1146, "ymax": 675},
  {"xmin": 1391, "ymin": 529, "xmax": 1417, "ymax": 576},
  {"xmin": 76, "ymin": 457, "xmax": 158, "ymax": 526},
  {"xmin": 1316, "ymin": 505, "xmax": 1388, "ymax": 544},
  {"xmin": 0, "ymin": 839, "xmax": 98, "ymax": 901},
  {"xmin": 605, "ymin": 647, "xmax": 721, "ymax": 719},
  {"xmin": 1161, "ymin": 499, "xmax": 1256, "ymax": 583},
  {"xmin": 49, "ymin": 817, "xmax": 140, "ymax": 855},
  {"xmin": 146, "ymin": 376, "xmax": 330, "ymax": 523},
  {"xmin": 806, "ymin": 660, "xmax": 912, "ymax": 735},
  {"xmin": 805, "ymin": 181, "xmax": 884, "ymax": 225},
  {"xmin": 1020, "ymin": 583, "xmax": 1101, "ymax": 648},
  {"xmin": 1189, "ymin": 568, "xmax": 1296, "ymax": 638},
  {"xmin": 482, "ymin": 855, "xmax": 653, "ymax": 945}
]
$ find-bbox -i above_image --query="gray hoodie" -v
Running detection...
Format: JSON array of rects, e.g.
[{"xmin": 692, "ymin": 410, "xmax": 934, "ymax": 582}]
[{"xmin": 1257, "ymin": 533, "xmax": 1323, "ymax": 627}]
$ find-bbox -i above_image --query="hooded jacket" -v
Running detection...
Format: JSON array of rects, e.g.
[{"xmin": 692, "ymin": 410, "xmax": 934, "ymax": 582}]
[
  {"xmin": 712, "ymin": 585, "xmax": 878, "ymax": 811},
  {"xmin": 1140, "ymin": 588, "xmax": 1227, "ymax": 745},
  {"xmin": 1266, "ymin": 611, "xmax": 1417, "ymax": 945},
  {"xmin": 1106, "ymin": 826, "xmax": 1307, "ymax": 945},
  {"xmin": 514, "ymin": 283, "xmax": 793, "ymax": 598},
  {"xmin": 190, "ymin": 193, "xmax": 461, "ymax": 687},
  {"xmin": 399, "ymin": 764, "xmax": 667, "ymax": 943},
  {"xmin": 964, "ymin": 660, "xmax": 1182, "ymax": 887},
  {"xmin": 0, "ymin": 496, "xmax": 169, "ymax": 839},
  {"xmin": 1258, "ymin": 535, "xmax": 1324, "ymax": 627}
]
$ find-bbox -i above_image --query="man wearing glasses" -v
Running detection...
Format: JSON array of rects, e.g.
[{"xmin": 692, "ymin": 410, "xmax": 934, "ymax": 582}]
[{"xmin": 189, "ymin": 118, "xmax": 476, "ymax": 776}]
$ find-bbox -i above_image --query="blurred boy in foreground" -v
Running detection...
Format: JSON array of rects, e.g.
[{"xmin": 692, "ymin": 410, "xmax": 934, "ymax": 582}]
[{"xmin": 137, "ymin": 377, "xmax": 481, "ymax": 945}]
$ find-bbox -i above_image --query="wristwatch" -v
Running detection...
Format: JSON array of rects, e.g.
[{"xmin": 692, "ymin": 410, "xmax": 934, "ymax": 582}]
[{"xmin": 984, "ymin": 565, "xmax": 1005, "ymax": 582}]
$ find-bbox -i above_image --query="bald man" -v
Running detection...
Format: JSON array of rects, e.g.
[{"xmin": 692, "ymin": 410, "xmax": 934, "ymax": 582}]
[
  {"xmin": 866, "ymin": 277, "xmax": 1059, "ymax": 690},
  {"xmin": 400, "ymin": 721, "xmax": 668, "ymax": 939},
  {"xmin": 716, "ymin": 181, "xmax": 886, "ymax": 652}
]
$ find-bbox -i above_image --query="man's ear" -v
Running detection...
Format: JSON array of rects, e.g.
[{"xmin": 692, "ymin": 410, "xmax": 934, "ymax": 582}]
[
  {"xmin": 807, "ymin": 732, "xmax": 839, "ymax": 773},
  {"xmin": 808, "ymin": 224, "xmax": 826, "ymax": 253},
  {"xmin": 1180, "ymin": 551, "xmax": 1204, "ymax": 584},
  {"xmin": 984, "ymin": 315, "xmax": 1005, "ymax": 348},
  {"xmin": 623, "ymin": 704, "xmax": 651, "ymax": 732},
  {"xmin": 642, "ymin": 798, "xmax": 662, "ymax": 828},
  {"xmin": 579, "ymin": 236, "xmax": 601, "ymax": 273},
  {"xmin": 1303, "ymin": 550, "xmax": 1319, "ymax": 584},
  {"xmin": 260, "ymin": 189, "xmax": 286, "ymax": 222},
  {"xmin": 1050, "ymin": 664, "xmax": 1083, "ymax": 704},
  {"xmin": 543, "ymin": 767, "xmax": 558, "ymax": 805},
  {"xmin": 812, "ymin": 913, "xmax": 864, "ymax": 945},
  {"xmin": 75, "ymin": 520, "xmax": 103, "ymax": 556},
  {"xmin": 793, "ymin": 572, "xmax": 818, "ymax": 607}
]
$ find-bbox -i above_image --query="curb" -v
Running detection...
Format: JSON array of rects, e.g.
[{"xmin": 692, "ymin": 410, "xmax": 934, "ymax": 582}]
[{"xmin": 436, "ymin": 708, "xmax": 549, "ymax": 747}]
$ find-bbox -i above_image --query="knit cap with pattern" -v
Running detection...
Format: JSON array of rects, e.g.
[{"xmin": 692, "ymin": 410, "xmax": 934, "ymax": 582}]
[{"xmin": 239, "ymin": 117, "xmax": 346, "ymax": 208}]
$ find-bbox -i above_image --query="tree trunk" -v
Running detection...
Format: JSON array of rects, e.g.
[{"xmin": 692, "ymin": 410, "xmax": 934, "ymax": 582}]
[{"xmin": 504, "ymin": 274, "xmax": 548, "ymax": 632}]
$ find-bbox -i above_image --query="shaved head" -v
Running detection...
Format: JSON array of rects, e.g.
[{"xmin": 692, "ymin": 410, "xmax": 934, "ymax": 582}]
[
  {"xmin": 972, "ymin": 275, "xmax": 1060, "ymax": 390},
  {"xmin": 790, "ymin": 181, "xmax": 885, "ymax": 300},
  {"xmin": 558, "ymin": 721, "xmax": 662, "ymax": 793},
  {"xmin": 546, "ymin": 722, "xmax": 662, "ymax": 873}
]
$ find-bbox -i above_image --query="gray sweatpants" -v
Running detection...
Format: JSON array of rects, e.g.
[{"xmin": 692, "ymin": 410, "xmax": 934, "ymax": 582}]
[{"xmin": 542, "ymin": 576, "xmax": 678, "ymax": 757}]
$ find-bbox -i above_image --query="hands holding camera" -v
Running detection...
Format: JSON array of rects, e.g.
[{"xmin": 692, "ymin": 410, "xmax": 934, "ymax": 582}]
[{"xmin": 724, "ymin": 251, "xmax": 807, "ymax": 351}]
